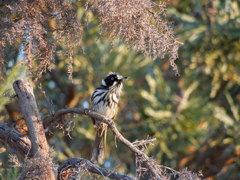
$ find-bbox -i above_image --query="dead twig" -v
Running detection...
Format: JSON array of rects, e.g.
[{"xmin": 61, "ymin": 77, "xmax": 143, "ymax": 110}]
[{"xmin": 58, "ymin": 158, "xmax": 135, "ymax": 180}]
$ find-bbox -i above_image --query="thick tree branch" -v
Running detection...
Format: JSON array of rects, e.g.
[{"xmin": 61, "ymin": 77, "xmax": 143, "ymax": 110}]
[
  {"xmin": 13, "ymin": 80, "xmax": 47, "ymax": 157},
  {"xmin": 58, "ymin": 158, "xmax": 135, "ymax": 180},
  {"xmin": 13, "ymin": 80, "xmax": 55, "ymax": 179},
  {"xmin": 0, "ymin": 122, "xmax": 31, "ymax": 156}
]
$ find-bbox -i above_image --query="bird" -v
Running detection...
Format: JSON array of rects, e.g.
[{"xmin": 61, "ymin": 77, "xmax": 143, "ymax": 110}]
[{"xmin": 90, "ymin": 72, "xmax": 127, "ymax": 164}]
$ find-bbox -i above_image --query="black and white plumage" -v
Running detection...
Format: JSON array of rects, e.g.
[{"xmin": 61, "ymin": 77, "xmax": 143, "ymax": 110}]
[{"xmin": 91, "ymin": 72, "xmax": 127, "ymax": 164}]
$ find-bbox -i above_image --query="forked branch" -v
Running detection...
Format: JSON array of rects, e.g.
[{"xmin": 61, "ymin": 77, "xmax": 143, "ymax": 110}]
[{"xmin": 44, "ymin": 108, "xmax": 172, "ymax": 179}]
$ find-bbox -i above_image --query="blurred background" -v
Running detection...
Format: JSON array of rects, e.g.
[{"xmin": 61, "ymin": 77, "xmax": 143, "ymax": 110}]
[{"xmin": 0, "ymin": 0, "xmax": 240, "ymax": 179}]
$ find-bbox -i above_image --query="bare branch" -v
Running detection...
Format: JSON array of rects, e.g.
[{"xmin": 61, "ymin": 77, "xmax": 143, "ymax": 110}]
[
  {"xmin": 13, "ymin": 79, "xmax": 55, "ymax": 179},
  {"xmin": 0, "ymin": 122, "xmax": 31, "ymax": 156},
  {"xmin": 133, "ymin": 138, "xmax": 156, "ymax": 147},
  {"xmin": 133, "ymin": 138, "xmax": 156, "ymax": 152},
  {"xmin": 58, "ymin": 158, "xmax": 135, "ymax": 180},
  {"xmin": 44, "ymin": 108, "xmax": 167, "ymax": 179},
  {"xmin": 44, "ymin": 108, "xmax": 146, "ymax": 154}
]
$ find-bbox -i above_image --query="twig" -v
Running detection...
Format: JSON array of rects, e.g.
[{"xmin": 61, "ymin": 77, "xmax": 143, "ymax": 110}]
[
  {"xmin": 58, "ymin": 158, "xmax": 135, "ymax": 180},
  {"xmin": 133, "ymin": 138, "xmax": 156, "ymax": 151}
]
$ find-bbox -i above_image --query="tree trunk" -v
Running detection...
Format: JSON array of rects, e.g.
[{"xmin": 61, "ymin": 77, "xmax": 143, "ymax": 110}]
[{"xmin": 13, "ymin": 80, "xmax": 55, "ymax": 180}]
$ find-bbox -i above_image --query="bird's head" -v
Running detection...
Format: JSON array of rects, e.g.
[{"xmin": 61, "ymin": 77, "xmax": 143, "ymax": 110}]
[{"xmin": 101, "ymin": 72, "xmax": 127, "ymax": 88}]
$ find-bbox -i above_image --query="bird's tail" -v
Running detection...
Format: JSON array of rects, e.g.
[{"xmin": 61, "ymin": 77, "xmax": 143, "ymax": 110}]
[{"xmin": 91, "ymin": 123, "xmax": 107, "ymax": 164}]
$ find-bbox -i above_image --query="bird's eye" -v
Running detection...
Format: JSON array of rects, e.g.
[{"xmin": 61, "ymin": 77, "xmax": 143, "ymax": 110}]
[{"xmin": 111, "ymin": 77, "xmax": 114, "ymax": 80}]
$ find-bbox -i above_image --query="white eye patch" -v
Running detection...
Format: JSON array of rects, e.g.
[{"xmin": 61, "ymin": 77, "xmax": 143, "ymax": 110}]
[
  {"xmin": 102, "ymin": 79, "xmax": 107, "ymax": 86},
  {"xmin": 111, "ymin": 77, "xmax": 114, "ymax": 80}
]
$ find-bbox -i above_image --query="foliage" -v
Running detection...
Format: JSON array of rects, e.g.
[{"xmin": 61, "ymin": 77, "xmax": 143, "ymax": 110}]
[
  {"xmin": 0, "ymin": 167, "xmax": 19, "ymax": 180},
  {"xmin": 0, "ymin": 63, "xmax": 26, "ymax": 113}
]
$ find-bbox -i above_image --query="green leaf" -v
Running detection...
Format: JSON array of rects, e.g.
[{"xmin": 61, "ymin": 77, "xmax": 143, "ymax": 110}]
[{"xmin": 144, "ymin": 107, "xmax": 172, "ymax": 119}]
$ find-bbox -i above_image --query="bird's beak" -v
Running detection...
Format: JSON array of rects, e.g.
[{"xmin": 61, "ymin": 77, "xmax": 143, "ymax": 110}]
[{"xmin": 119, "ymin": 76, "xmax": 128, "ymax": 81}]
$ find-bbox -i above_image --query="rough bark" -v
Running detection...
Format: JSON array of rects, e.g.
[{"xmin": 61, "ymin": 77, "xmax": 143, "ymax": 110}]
[
  {"xmin": 13, "ymin": 80, "xmax": 55, "ymax": 179},
  {"xmin": 0, "ymin": 122, "xmax": 31, "ymax": 156}
]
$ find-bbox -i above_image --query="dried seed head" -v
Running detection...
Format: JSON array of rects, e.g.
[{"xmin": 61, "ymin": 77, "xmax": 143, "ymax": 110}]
[
  {"xmin": 0, "ymin": 0, "xmax": 82, "ymax": 80},
  {"xmin": 91, "ymin": 0, "xmax": 181, "ymax": 74}
]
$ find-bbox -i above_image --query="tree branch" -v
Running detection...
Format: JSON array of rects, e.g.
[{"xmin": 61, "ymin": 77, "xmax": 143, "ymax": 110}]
[
  {"xmin": 44, "ymin": 108, "xmax": 165, "ymax": 179},
  {"xmin": 58, "ymin": 158, "xmax": 135, "ymax": 180},
  {"xmin": 13, "ymin": 80, "xmax": 47, "ymax": 157},
  {"xmin": 0, "ymin": 122, "xmax": 31, "ymax": 156},
  {"xmin": 44, "ymin": 108, "xmax": 146, "ymax": 156}
]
